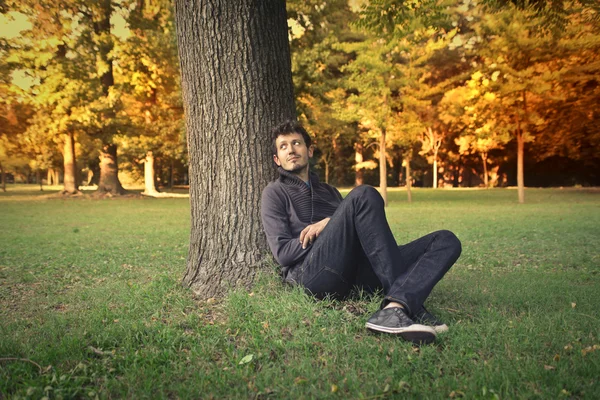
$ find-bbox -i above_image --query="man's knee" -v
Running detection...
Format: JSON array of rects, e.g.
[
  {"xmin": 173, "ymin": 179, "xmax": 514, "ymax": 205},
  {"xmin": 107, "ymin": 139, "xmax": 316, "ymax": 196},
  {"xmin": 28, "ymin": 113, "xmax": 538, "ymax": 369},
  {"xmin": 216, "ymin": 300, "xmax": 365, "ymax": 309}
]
[
  {"xmin": 437, "ymin": 229, "xmax": 462, "ymax": 257},
  {"xmin": 347, "ymin": 185, "xmax": 383, "ymax": 205}
]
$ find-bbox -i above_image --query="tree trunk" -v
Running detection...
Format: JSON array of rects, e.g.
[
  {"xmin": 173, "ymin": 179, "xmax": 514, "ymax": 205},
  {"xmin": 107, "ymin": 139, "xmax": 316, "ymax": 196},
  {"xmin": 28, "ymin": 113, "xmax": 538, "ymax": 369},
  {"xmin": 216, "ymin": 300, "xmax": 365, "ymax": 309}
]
[
  {"xmin": 324, "ymin": 158, "xmax": 330, "ymax": 185},
  {"xmin": 37, "ymin": 169, "xmax": 42, "ymax": 191},
  {"xmin": 175, "ymin": 0, "xmax": 296, "ymax": 298},
  {"xmin": 0, "ymin": 161, "xmax": 5, "ymax": 192},
  {"xmin": 405, "ymin": 155, "xmax": 412, "ymax": 203},
  {"xmin": 63, "ymin": 130, "xmax": 80, "ymax": 194},
  {"xmin": 97, "ymin": 144, "xmax": 126, "ymax": 195},
  {"xmin": 517, "ymin": 128, "xmax": 525, "ymax": 203},
  {"xmin": 355, "ymin": 142, "xmax": 364, "ymax": 186},
  {"xmin": 433, "ymin": 147, "xmax": 438, "ymax": 189},
  {"xmin": 482, "ymin": 152, "xmax": 489, "ymax": 188},
  {"xmin": 94, "ymin": 0, "xmax": 125, "ymax": 195},
  {"xmin": 169, "ymin": 159, "xmax": 174, "ymax": 188},
  {"xmin": 143, "ymin": 151, "xmax": 158, "ymax": 195},
  {"xmin": 379, "ymin": 130, "xmax": 387, "ymax": 206},
  {"xmin": 516, "ymin": 91, "xmax": 526, "ymax": 204}
]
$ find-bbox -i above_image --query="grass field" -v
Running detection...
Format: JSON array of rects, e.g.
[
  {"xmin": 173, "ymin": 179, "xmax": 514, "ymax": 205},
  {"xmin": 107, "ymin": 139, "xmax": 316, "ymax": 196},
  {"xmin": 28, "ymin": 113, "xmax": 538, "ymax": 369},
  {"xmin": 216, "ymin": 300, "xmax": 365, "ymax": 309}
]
[{"xmin": 1, "ymin": 185, "xmax": 599, "ymax": 399}]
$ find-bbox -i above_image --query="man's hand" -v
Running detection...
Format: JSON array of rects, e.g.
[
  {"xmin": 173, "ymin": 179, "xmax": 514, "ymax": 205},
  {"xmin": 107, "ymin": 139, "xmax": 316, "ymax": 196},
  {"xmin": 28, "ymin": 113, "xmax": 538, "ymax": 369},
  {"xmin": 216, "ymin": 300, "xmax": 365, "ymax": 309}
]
[{"xmin": 299, "ymin": 218, "xmax": 330, "ymax": 249}]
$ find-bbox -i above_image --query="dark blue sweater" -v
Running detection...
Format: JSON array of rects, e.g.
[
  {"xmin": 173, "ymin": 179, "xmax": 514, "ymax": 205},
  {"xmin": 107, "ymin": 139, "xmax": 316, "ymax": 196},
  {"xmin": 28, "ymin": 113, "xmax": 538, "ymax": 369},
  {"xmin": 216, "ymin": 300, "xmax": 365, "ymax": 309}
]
[{"xmin": 260, "ymin": 167, "xmax": 342, "ymax": 280}]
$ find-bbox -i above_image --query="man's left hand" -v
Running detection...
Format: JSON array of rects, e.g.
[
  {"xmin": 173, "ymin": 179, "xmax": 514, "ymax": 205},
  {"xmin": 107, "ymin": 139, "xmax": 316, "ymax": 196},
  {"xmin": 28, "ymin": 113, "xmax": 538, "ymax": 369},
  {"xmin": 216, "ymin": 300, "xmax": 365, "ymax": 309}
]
[{"xmin": 299, "ymin": 218, "xmax": 330, "ymax": 249}]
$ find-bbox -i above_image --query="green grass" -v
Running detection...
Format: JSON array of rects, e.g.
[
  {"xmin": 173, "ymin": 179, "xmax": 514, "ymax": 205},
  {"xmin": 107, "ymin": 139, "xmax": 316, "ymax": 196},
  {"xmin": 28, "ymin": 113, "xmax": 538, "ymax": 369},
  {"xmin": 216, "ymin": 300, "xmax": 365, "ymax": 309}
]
[{"xmin": 1, "ymin": 187, "xmax": 599, "ymax": 399}]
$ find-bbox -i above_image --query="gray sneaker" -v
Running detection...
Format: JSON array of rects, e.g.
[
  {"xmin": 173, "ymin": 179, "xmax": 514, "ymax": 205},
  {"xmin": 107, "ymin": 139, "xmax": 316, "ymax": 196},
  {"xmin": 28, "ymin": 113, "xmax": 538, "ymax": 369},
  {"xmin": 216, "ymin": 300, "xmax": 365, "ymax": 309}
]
[
  {"xmin": 365, "ymin": 307, "xmax": 436, "ymax": 344},
  {"xmin": 412, "ymin": 307, "xmax": 448, "ymax": 333}
]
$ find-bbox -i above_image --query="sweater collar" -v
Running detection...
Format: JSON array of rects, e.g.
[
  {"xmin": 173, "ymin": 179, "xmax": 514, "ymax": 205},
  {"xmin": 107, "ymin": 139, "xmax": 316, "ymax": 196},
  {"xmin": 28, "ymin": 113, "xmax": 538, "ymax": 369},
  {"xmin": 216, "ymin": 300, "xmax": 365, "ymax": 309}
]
[{"xmin": 277, "ymin": 167, "xmax": 320, "ymax": 187}]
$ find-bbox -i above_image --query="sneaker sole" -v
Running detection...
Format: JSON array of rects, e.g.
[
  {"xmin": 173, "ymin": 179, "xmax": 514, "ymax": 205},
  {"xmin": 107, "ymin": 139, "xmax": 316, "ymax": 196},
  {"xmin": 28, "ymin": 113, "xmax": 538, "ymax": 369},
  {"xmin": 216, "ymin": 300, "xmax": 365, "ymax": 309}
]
[{"xmin": 365, "ymin": 322, "xmax": 437, "ymax": 344}]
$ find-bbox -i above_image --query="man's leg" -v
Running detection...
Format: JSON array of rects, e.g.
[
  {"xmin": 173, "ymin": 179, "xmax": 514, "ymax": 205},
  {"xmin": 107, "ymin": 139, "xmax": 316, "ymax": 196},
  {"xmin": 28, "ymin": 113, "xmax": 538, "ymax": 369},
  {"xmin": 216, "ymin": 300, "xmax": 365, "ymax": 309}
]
[
  {"xmin": 384, "ymin": 230, "xmax": 462, "ymax": 315},
  {"xmin": 299, "ymin": 185, "xmax": 462, "ymax": 342}
]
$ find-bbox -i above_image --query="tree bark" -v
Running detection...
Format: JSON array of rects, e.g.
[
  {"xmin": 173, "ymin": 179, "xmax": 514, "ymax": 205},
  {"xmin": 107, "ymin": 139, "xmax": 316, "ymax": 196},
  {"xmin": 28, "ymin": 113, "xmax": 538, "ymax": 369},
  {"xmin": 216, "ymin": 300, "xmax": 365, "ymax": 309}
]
[
  {"xmin": 143, "ymin": 151, "xmax": 158, "ymax": 195},
  {"xmin": 62, "ymin": 130, "xmax": 80, "ymax": 194},
  {"xmin": 175, "ymin": 0, "xmax": 296, "ymax": 298},
  {"xmin": 97, "ymin": 144, "xmax": 126, "ymax": 195},
  {"xmin": 405, "ymin": 154, "xmax": 412, "ymax": 203},
  {"xmin": 379, "ymin": 130, "xmax": 387, "ymax": 206}
]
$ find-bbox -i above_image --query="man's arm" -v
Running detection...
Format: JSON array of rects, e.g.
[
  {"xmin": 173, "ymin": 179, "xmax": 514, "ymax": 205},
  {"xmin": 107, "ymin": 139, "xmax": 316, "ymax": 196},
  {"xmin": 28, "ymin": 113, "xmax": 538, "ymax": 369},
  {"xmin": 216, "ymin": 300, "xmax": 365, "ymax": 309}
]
[{"xmin": 261, "ymin": 185, "xmax": 310, "ymax": 266}]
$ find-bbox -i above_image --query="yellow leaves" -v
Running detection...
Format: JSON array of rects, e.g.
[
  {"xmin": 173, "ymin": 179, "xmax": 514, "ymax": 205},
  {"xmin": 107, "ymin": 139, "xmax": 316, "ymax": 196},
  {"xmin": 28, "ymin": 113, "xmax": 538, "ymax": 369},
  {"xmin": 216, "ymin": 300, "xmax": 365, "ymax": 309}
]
[
  {"xmin": 483, "ymin": 92, "xmax": 496, "ymax": 102},
  {"xmin": 581, "ymin": 345, "xmax": 599, "ymax": 356}
]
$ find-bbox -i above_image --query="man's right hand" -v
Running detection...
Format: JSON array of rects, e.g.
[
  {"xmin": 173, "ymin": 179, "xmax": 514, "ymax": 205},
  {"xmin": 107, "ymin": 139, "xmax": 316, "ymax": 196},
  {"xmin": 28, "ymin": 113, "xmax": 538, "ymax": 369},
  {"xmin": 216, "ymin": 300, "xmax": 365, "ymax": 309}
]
[{"xmin": 299, "ymin": 218, "xmax": 330, "ymax": 249}]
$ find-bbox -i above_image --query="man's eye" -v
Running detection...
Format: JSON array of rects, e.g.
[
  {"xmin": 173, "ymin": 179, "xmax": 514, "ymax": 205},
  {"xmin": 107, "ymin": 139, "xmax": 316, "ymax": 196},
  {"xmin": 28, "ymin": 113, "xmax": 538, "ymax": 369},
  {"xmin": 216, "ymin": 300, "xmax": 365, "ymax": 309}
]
[{"xmin": 293, "ymin": 141, "xmax": 300, "ymax": 145}]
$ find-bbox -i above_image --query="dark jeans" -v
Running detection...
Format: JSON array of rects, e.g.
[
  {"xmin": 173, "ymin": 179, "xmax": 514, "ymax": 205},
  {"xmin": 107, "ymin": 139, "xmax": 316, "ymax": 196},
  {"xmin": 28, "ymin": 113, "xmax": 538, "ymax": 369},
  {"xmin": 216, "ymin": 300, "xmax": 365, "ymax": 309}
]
[{"xmin": 298, "ymin": 185, "xmax": 462, "ymax": 315}]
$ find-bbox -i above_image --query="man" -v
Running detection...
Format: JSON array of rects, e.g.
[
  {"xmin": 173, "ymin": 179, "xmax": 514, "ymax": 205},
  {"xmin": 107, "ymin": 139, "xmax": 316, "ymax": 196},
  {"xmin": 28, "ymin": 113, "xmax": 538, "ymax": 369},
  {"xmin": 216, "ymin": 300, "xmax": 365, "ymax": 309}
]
[{"xmin": 260, "ymin": 120, "xmax": 461, "ymax": 344}]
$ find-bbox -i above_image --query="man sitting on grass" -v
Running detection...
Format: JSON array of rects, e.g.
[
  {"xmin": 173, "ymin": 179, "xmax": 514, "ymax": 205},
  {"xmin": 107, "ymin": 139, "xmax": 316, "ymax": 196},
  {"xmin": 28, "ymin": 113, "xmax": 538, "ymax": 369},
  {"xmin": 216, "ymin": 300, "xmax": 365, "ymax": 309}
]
[{"xmin": 260, "ymin": 120, "xmax": 462, "ymax": 344}]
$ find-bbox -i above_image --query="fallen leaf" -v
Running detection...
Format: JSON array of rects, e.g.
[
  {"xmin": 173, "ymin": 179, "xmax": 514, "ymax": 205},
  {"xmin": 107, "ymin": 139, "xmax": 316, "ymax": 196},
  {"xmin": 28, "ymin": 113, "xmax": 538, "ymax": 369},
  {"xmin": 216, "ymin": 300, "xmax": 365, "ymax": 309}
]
[
  {"xmin": 331, "ymin": 384, "xmax": 338, "ymax": 393},
  {"xmin": 449, "ymin": 390, "xmax": 465, "ymax": 398},
  {"xmin": 571, "ymin": 302, "xmax": 576, "ymax": 308},
  {"xmin": 581, "ymin": 346, "xmax": 597, "ymax": 356},
  {"xmin": 294, "ymin": 376, "xmax": 307, "ymax": 385},
  {"xmin": 553, "ymin": 354, "xmax": 560, "ymax": 362},
  {"xmin": 544, "ymin": 365, "xmax": 555, "ymax": 370},
  {"xmin": 206, "ymin": 298, "xmax": 216, "ymax": 304},
  {"xmin": 238, "ymin": 354, "xmax": 254, "ymax": 365},
  {"xmin": 564, "ymin": 344, "xmax": 573, "ymax": 351}
]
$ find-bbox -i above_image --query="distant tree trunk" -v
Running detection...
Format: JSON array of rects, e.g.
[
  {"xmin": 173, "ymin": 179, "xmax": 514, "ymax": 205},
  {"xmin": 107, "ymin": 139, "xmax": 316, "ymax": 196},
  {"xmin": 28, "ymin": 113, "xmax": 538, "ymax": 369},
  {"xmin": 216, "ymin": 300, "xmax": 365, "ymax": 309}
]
[
  {"xmin": 324, "ymin": 157, "xmax": 330, "ymax": 185},
  {"xmin": 433, "ymin": 147, "xmax": 439, "ymax": 189},
  {"xmin": 37, "ymin": 170, "xmax": 43, "ymax": 191},
  {"xmin": 0, "ymin": 161, "xmax": 5, "ymax": 192},
  {"xmin": 175, "ymin": 0, "xmax": 296, "ymax": 298},
  {"xmin": 516, "ymin": 91, "xmax": 526, "ymax": 204},
  {"xmin": 355, "ymin": 142, "xmax": 364, "ymax": 186},
  {"xmin": 405, "ymin": 154, "xmax": 412, "ymax": 203},
  {"xmin": 481, "ymin": 151, "xmax": 489, "ymax": 188},
  {"xmin": 94, "ymin": 0, "xmax": 125, "ymax": 195},
  {"xmin": 379, "ymin": 130, "xmax": 387, "ymax": 206},
  {"xmin": 63, "ymin": 131, "xmax": 80, "ymax": 194},
  {"xmin": 143, "ymin": 151, "xmax": 158, "ymax": 195},
  {"xmin": 97, "ymin": 144, "xmax": 126, "ymax": 195},
  {"xmin": 86, "ymin": 159, "xmax": 100, "ymax": 186}
]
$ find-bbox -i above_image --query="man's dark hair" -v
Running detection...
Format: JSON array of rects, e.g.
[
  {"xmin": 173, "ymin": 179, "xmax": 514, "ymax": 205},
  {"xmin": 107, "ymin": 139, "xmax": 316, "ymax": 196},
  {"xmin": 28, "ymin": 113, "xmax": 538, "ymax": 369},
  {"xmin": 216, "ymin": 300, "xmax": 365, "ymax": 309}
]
[{"xmin": 271, "ymin": 120, "xmax": 312, "ymax": 155}]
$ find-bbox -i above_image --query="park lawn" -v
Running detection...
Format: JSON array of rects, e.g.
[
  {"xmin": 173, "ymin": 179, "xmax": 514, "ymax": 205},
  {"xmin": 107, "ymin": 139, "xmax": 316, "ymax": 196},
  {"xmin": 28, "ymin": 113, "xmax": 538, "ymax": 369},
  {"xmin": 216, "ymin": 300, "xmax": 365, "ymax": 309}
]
[{"xmin": 1, "ymin": 187, "xmax": 599, "ymax": 399}]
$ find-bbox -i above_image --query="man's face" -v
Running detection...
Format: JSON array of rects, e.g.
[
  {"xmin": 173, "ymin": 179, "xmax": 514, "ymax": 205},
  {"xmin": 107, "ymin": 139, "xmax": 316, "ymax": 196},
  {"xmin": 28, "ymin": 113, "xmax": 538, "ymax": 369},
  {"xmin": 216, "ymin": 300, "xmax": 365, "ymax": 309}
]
[{"xmin": 273, "ymin": 133, "xmax": 313, "ymax": 174}]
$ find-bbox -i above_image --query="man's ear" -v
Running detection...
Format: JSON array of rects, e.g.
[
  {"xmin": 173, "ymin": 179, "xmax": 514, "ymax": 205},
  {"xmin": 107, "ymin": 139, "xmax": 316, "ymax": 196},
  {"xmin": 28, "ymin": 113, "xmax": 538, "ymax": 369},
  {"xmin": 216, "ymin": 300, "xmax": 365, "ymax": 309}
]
[
  {"xmin": 308, "ymin": 145, "xmax": 314, "ymax": 158},
  {"xmin": 273, "ymin": 154, "xmax": 281, "ymax": 166}
]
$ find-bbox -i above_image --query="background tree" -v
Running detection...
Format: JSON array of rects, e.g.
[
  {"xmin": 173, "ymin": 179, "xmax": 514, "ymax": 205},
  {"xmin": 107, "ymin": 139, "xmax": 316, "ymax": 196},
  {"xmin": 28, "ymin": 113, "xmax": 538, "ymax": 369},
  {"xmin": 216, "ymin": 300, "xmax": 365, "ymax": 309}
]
[{"xmin": 174, "ymin": 0, "xmax": 296, "ymax": 298}]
